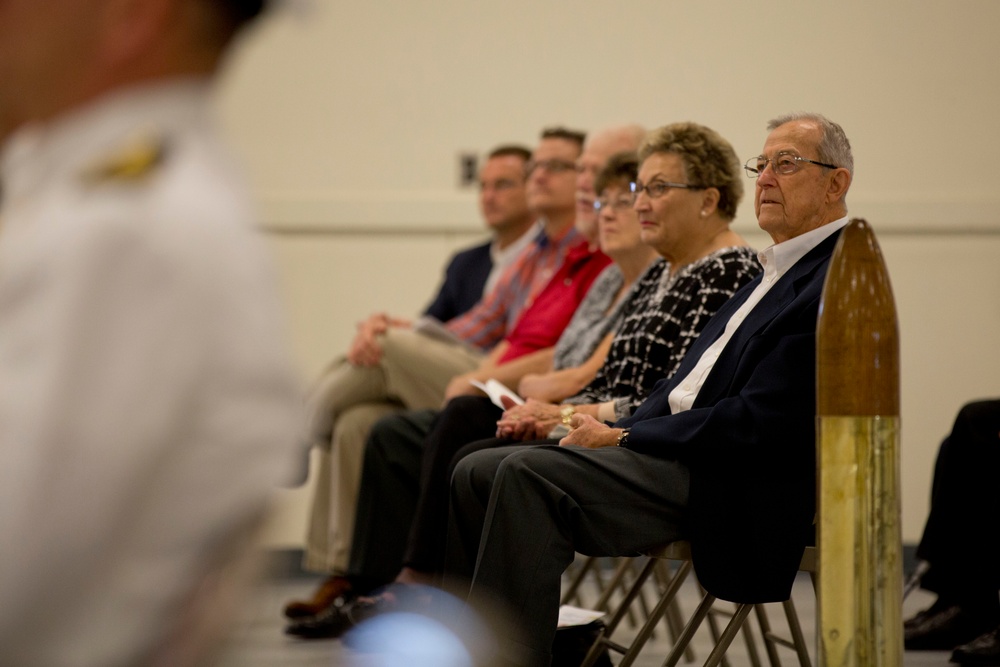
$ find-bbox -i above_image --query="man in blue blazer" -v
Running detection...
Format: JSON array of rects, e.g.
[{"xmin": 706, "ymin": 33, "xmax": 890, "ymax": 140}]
[{"xmin": 447, "ymin": 112, "xmax": 855, "ymax": 667}]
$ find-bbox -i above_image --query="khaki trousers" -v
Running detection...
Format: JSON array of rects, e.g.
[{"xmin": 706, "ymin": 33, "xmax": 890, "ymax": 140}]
[{"xmin": 303, "ymin": 328, "xmax": 482, "ymax": 573}]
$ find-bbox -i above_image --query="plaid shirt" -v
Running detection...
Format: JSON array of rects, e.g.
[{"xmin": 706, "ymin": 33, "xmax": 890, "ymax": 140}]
[
  {"xmin": 446, "ymin": 224, "xmax": 582, "ymax": 352},
  {"xmin": 497, "ymin": 240, "xmax": 611, "ymax": 363}
]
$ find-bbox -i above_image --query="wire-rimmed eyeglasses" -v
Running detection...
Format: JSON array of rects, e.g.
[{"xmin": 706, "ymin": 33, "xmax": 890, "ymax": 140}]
[
  {"xmin": 744, "ymin": 153, "xmax": 837, "ymax": 179},
  {"xmin": 593, "ymin": 193, "xmax": 634, "ymax": 214},
  {"xmin": 629, "ymin": 180, "xmax": 706, "ymax": 203},
  {"xmin": 526, "ymin": 159, "xmax": 577, "ymax": 175}
]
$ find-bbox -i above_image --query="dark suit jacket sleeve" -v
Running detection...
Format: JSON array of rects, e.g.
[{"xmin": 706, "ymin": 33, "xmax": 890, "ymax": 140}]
[
  {"xmin": 610, "ymin": 231, "xmax": 840, "ymax": 604},
  {"xmin": 618, "ymin": 232, "xmax": 838, "ymax": 468},
  {"xmin": 624, "ymin": 285, "xmax": 822, "ymax": 604},
  {"xmin": 422, "ymin": 242, "xmax": 493, "ymax": 323},
  {"xmin": 625, "ymin": 301, "xmax": 818, "ymax": 470}
]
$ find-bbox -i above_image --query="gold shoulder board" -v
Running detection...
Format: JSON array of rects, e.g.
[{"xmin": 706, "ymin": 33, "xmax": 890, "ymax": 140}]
[{"xmin": 81, "ymin": 134, "xmax": 167, "ymax": 185}]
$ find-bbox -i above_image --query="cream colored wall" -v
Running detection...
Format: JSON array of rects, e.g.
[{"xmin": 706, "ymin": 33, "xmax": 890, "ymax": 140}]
[{"xmin": 214, "ymin": 1, "xmax": 1000, "ymax": 548}]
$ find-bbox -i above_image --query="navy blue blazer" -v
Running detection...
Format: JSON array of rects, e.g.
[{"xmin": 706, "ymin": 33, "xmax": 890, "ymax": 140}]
[
  {"xmin": 422, "ymin": 241, "xmax": 492, "ymax": 323},
  {"xmin": 618, "ymin": 228, "xmax": 843, "ymax": 604}
]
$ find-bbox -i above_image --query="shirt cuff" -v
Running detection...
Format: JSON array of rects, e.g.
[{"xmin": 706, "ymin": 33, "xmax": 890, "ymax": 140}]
[{"xmin": 597, "ymin": 401, "xmax": 617, "ymax": 424}]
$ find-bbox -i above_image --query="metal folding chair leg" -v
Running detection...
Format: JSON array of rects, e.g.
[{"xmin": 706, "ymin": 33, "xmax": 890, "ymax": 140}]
[
  {"xmin": 628, "ymin": 557, "xmax": 660, "ymax": 632},
  {"xmin": 781, "ymin": 599, "xmax": 812, "ymax": 667},
  {"xmin": 703, "ymin": 595, "xmax": 761, "ymax": 667},
  {"xmin": 661, "ymin": 546, "xmax": 816, "ymax": 667},
  {"xmin": 562, "ymin": 555, "xmax": 641, "ymax": 629},
  {"xmin": 700, "ymin": 604, "xmax": 756, "ymax": 667},
  {"xmin": 583, "ymin": 544, "xmax": 816, "ymax": 667},
  {"xmin": 746, "ymin": 549, "xmax": 815, "ymax": 667},
  {"xmin": 749, "ymin": 598, "xmax": 813, "ymax": 667},
  {"xmin": 581, "ymin": 559, "xmax": 694, "ymax": 667},
  {"xmin": 659, "ymin": 593, "xmax": 770, "ymax": 667},
  {"xmin": 561, "ymin": 555, "xmax": 599, "ymax": 607},
  {"xmin": 590, "ymin": 556, "xmax": 642, "ymax": 628},
  {"xmin": 618, "ymin": 559, "xmax": 695, "ymax": 667},
  {"xmin": 661, "ymin": 591, "xmax": 719, "ymax": 667},
  {"xmin": 656, "ymin": 560, "xmax": 695, "ymax": 662}
]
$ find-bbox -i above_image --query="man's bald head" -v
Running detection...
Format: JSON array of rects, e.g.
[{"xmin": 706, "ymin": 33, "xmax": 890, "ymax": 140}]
[{"xmin": 575, "ymin": 124, "xmax": 647, "ymax": 237}]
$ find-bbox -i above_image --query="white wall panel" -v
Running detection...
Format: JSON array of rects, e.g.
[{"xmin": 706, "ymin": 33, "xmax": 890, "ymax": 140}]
[{"xmin": 209, "ymin": 1, "xmax": 1000, "ymax": 547}]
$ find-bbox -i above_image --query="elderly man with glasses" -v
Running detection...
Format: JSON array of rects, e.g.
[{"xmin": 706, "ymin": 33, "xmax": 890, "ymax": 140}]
[
  {"xmin": 286, "ymin": 125, "xmax": 617, "ymax": 627},
  {"xmin": 448, "ymin": 112, "xmax": 855, "ymax": 667}
]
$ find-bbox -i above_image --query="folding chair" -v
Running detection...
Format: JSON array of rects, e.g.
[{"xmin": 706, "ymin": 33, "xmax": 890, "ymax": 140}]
[
  {"xmin": 662, "ymin": 546, "xmax": 815, "ymax": 667},
  {"xmin": 562, "ymin": 556, "xmax": 614, "ymax": 610},
  {"xmin": 749, "ymin": 547, "xmax": 816, "ymax": 667},
  {"xmin": 562, "ymin": 555, "xmax": 663, "ymax": 632},
  {"xmin": 582, "ymin": 543, "xmax": 816, "ymax": 667},
  {"xmin": 580, "ymin": 542, "xmax": 695, "ymax": 667}
]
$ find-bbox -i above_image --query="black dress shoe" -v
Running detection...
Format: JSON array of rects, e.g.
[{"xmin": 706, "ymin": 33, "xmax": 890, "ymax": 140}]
[
  {"xmin": 284, "ymin": 605, "xmax": 354, "ymax": 640},
  {"xmin": 951, "ymin": 626, "xmax": 1000, "ymax": 666},
  {"xmin": 905, "ymin": 605, "xmax": 998, "ymax": 651},
  {"xmin": 906, "ymin": 599, "xmax": 954, "ymax": 631}
]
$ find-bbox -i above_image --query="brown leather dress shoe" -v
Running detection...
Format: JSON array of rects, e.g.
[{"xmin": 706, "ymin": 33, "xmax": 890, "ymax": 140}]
[
  {"xmin": 951, "ymin": 626, "xmax": 1000, "ymax": 666},
  {"xmin": 285, "ymin": 587, "xmax": 408, "ymax": 640},
  {"xmin": 283, "ymin": 575, "xmax": 353, "ymax": 619}
]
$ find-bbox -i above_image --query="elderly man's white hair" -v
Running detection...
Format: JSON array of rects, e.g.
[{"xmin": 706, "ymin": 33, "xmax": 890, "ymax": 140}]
[
  {"xmin": 767, "ymin": 112, "xmax": 853, "ymax": 177},
  {"xmin": 585, "ymin": 123, "xmax": 647, "ymax": 151}
]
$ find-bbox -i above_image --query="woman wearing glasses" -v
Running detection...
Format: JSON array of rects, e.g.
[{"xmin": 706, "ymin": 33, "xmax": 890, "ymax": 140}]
[
  {"xmin": 495, "ymin": 121, "xmax": 758, "ymax": 441},
  {"xmin": 297, "ymin": 122, "xmax": 763, "ymax": 636},
  {"xmin": 286, "ymin": 150, "xmax": 658, "ymax": 633}
]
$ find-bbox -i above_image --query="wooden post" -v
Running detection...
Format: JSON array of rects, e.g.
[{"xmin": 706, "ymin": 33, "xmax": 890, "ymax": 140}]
[{"xmin": 816, "ymin": 218, "xmax": 902, "ymax": 666}]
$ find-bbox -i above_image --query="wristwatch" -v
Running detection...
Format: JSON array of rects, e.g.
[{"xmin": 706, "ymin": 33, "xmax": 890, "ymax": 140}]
[
  {"xmin": 616, "ymin": 428, "xmax": 631, "ymax": 448},
  {"xmin": 560, "ymin": 405, "xmax": 576, "ymax": 426}
]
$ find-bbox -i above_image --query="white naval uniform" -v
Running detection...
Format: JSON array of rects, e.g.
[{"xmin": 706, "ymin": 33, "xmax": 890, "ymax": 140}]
[{"xmin": 0, "ymin": 80, "xmax": 302, "ymax": 666}]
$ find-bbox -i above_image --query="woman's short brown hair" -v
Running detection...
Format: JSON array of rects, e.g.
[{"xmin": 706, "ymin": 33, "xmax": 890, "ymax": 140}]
[
  {"xmin": 638, "ymin": 122, "xmax": 743, "ymax": 220},
  {"xmin": 594, "ymin": 151, "xmax": 639, "ymax": 196}
]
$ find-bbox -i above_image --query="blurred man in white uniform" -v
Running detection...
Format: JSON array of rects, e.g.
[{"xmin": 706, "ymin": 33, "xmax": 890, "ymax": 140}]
[{"xmin": 0, "ymin": 1, "xmax": 302, "ymax": 665}]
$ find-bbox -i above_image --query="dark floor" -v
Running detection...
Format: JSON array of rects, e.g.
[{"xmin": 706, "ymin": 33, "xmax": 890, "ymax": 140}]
[{"xmin": 211, "ymin": 558, "xmax": 953, "ymax": 667}]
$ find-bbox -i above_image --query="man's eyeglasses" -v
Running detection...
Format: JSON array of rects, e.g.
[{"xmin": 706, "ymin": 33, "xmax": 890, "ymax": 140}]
[
  {"xmin": 744, "ymin": 153, "xmax": 837, "ymax": 179},
  {"xmin": 526, "ymin": 159, "xmax": 577, "ymax": 175},
  {"xmin": 480, "ymin": 178, "xmax": 521, "ymax": 192},
  {"xmin": 630, "ymin": 180, "xmax": 705, "ymax": 202},
  {"xmin": 593, "ymin": 194, "xmax": 634, "ymax": 214}
]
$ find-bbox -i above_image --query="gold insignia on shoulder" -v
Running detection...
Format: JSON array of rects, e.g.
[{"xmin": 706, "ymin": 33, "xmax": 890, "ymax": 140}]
[{"xmin": 81, "ymin": 134, "xmax": 168, "ymax": 185}]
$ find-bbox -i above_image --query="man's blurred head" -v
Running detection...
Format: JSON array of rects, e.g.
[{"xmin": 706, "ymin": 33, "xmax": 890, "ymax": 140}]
[
  {"xmin": 0, "ymin": 0, "xmax": 266, "ymax": 142},
  {"xmin": 575, "ymin": 124, "xmax": 646, "ymax": 237},
  {"xmin": 479, "ymin": 145, "xmax": 532, "ymax": 236},
  {"xmin": 525, "ymin": 127, "xmax": 585, "ymax": 222}
]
